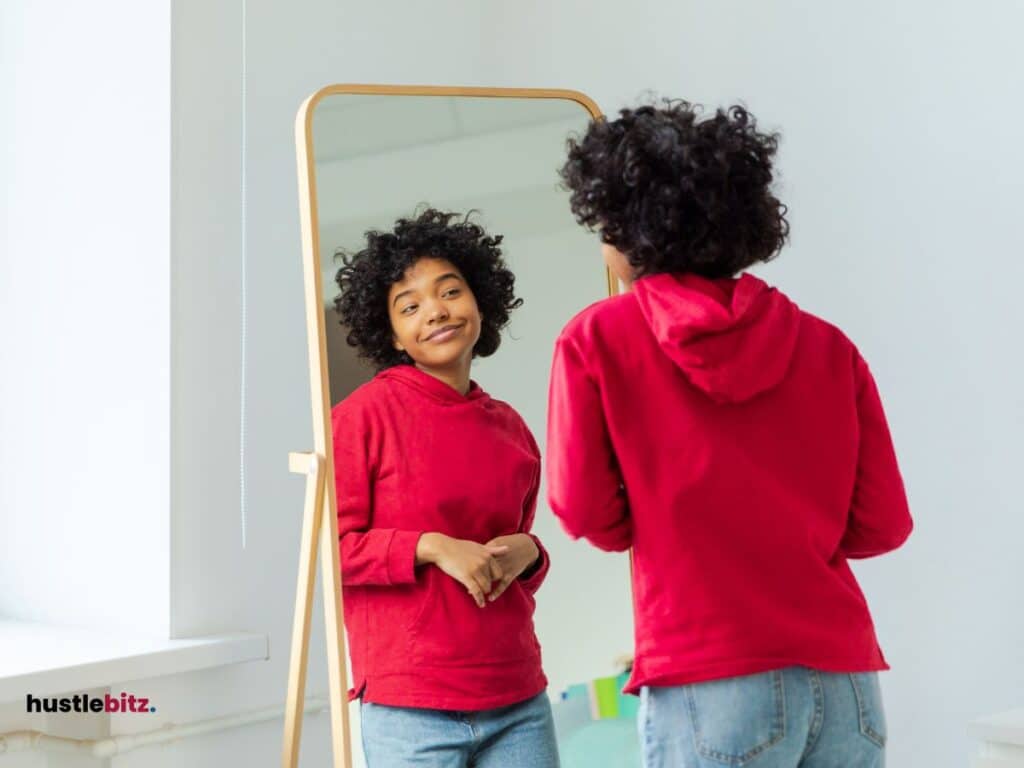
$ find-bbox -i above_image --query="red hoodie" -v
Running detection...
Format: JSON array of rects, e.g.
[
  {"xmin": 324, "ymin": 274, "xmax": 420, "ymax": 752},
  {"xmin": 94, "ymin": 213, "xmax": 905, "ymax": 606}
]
[
  {"xmin": 547, "ymin": 272, "xmax": 912, "ymax": 694},
  {"xmin": 332, "ymin": 364, "xmax": 549, "ymax": 710}
]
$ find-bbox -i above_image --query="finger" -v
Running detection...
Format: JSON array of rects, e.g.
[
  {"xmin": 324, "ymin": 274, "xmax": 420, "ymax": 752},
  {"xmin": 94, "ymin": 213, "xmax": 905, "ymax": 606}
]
[
  {"xmin": 485, "ymin": 545, "xmax": 510, "ymax": 555},
  {"xmin": 470, "ymin": 570, "xmax": 492, "ymax": 601},
  {"xmin": 488, "ymin": 557, "xmax": 504, "ymax": 583},
  {"xmin": 464, "ymin": 581, "xmax": 485, "ymax": 608}
]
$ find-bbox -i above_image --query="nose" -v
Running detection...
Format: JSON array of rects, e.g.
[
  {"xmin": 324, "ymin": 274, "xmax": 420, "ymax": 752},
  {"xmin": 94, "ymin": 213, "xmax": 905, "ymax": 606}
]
[{"xmin": 425, "ymin": 298, "xmax": 449, "ymax": 324}]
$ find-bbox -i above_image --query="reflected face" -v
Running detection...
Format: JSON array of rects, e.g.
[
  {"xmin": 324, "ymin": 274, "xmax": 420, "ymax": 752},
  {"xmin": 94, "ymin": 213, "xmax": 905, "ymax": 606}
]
[
  {"xmin": 602, "ymin": 242, "xmax": 635, "ymax": 288},
  {"xmin": 388, "ymin": 257, "xmax": 482, "ymax": 372}
]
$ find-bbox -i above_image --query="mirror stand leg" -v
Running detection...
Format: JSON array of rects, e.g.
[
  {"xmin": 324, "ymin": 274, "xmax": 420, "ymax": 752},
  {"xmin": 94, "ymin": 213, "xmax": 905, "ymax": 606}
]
[{"xmin": 281, "ymin": 451, "xmax": 353, "ymax": 767}]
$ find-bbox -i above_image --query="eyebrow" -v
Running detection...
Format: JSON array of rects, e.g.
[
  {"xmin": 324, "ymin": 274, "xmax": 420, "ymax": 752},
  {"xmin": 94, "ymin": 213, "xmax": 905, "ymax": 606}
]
[{"xmin": 391, "ymin": 272, "xmax": 463, "ymax": 307}]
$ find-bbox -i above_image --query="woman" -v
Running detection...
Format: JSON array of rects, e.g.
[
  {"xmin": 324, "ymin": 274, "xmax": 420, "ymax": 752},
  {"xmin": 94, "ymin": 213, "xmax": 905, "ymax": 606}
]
[
  {"xmin": 333, "ymin": 208, "xmax": 559, "ymax": 767},
  {"xmin": 548, "ymin": 102, "xmax": 912, "ymax": 767}
]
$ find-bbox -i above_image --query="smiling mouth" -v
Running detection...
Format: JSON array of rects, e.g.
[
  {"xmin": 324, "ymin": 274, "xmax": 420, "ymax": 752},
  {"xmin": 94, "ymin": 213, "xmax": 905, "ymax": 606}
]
[{"xmin": 424, "ymin": 323, "xmax": 464, "ymax": 342}]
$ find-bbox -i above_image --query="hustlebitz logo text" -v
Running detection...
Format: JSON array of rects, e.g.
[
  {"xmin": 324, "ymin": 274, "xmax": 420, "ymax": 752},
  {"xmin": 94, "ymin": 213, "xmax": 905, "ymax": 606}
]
[{"xmin": 26, "ymin": 692, "xmax": 156, "ymax": 714}]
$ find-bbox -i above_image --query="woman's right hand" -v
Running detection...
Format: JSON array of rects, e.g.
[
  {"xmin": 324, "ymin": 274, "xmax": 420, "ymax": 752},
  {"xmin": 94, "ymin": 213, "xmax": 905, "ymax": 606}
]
[{"xmin": 416, "ymin": 533, "xmax": 509, "ymax": 607}]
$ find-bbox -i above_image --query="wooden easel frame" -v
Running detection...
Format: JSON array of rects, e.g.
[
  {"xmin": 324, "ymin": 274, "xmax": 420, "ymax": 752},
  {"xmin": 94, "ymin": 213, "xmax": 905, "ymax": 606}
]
[{"xmin": 282, "ymin": 84, "xmax": 606, "ymax": 768}]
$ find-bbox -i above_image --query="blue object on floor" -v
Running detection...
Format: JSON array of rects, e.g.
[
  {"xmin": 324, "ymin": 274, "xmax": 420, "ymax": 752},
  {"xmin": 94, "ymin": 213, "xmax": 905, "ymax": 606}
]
[
  {"xmin": 556, "ymin": 718, "xmax": 639, "ymax": 768},
  {"xmin": 551, "ymin": 672, "xmax": 640, "ymax": 767}
]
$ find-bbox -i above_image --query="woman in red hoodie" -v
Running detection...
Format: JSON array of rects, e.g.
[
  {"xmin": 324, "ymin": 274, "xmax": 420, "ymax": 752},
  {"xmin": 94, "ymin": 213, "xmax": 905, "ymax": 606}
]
[
  {"xmin": 332, "ymin": 208, "xmax": 558, "ymax": 767},
  {"xmin": 548, "ymin": 103, "xmax": 912, "ymax": 767}
]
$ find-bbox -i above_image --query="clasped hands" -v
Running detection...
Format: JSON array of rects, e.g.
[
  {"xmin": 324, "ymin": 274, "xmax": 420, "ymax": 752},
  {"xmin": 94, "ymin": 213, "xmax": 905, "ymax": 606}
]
[{"xmin": 415, "ymin": 532, "xmax": 539, "ymax": 608}]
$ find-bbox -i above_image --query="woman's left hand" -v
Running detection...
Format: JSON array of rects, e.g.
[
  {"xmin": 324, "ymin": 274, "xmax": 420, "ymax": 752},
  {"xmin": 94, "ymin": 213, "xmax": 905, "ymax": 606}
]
[{"xmin": 484, "ymin": 534, "xmax": 540, "ymax": 602}]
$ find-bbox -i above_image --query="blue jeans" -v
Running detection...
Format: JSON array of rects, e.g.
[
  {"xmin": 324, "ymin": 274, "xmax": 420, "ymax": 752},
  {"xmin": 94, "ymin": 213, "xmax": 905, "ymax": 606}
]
[
  {"xmin": 639, "ymin": 667, "xmax": 886, "ymax": 767},
  {"xmin": 360, "ymin": 691, "xmax": 560, "ymax": 767}
]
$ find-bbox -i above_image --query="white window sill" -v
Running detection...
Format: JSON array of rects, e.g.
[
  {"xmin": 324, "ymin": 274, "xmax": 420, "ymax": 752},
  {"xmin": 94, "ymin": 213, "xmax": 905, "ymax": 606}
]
[
  {"xmin": 0, "ymin": 619, "xmax": 268, "ymax": 704},
  {"xmin": 970, "ymin": 709, "xmax": 1024, "ymax": 746},
  {"xmin": 970, "ymin": 709, "xmax": 1024, "ymax": 767}
]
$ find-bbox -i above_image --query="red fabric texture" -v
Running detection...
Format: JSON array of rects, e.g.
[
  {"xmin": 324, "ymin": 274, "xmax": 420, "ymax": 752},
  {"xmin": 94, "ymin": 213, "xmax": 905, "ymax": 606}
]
[
  {"xmin": 547, "ymin": 272, "xmax": 912, "ymax": 694},
  {"xmin": 333, "ymin": 364, "xmax": 549, "ymax": 710}
]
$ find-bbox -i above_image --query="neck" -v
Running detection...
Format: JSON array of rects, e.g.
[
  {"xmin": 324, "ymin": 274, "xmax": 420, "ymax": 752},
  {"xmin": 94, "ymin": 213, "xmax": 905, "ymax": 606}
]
[{"xmin": 415, "ymin": 356, "xmax": 472, "ymax": 396}]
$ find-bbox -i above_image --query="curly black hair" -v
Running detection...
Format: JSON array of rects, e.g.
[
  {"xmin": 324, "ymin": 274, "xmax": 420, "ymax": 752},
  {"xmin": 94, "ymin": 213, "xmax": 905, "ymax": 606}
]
[
  {"xmin": 333, "ymin": 208, "xmax": 523, "ymax": 371},
  {"xmin": 560, "ymin": 100, "xmax": 789, "ymax": 279}
]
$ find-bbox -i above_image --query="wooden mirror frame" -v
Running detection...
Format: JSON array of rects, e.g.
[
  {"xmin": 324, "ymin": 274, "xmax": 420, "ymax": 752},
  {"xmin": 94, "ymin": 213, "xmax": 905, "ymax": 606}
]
[{"xmin": 283, "ymin": 84, "xmax": 606, "ymax": 768}]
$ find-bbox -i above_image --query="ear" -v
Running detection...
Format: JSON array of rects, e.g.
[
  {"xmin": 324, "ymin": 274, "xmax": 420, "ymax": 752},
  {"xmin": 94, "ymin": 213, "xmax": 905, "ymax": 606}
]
[{"xmin": 392, "ymin": 335, "xmax": 404, "ymax": 352}]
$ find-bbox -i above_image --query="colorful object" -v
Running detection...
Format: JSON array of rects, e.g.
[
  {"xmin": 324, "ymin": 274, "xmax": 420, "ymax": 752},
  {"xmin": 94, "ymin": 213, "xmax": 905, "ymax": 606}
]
[{"xmin": 559, "ymin": 672, "xmax": 639, "ymax": 720}]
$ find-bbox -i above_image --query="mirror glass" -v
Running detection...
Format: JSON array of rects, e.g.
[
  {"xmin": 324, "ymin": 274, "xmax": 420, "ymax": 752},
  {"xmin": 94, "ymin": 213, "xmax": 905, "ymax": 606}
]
[{"xmin": 310, "ymin": 92, "xmax": 635, "ymax": 761}]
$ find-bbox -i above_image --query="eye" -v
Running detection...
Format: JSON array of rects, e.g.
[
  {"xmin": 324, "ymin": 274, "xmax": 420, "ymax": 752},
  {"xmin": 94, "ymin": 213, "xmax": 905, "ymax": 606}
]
[
  {"xmin": 442, "ymin": 287, "xmax": 461, "ymax": 299},
  {"xmin": 400, "ymin": 303, "xmax": 418, "ymax": 315}
]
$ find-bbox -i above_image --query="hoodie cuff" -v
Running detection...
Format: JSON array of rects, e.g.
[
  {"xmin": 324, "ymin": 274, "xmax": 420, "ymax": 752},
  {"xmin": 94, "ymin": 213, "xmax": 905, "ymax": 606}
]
[
  {"xmin": 517, "ymin": 534, "xmax": 550, "ymax": 594},
  {"xmin": 386, "ymin": 530, "xmax": 422, "ymax": 585}
]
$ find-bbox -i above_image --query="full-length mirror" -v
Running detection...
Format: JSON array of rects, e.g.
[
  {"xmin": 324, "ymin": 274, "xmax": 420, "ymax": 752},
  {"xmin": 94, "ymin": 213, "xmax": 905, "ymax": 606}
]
[{"xmin": 288, "ymin": 87, "xmax": 635, "ymax": 767}]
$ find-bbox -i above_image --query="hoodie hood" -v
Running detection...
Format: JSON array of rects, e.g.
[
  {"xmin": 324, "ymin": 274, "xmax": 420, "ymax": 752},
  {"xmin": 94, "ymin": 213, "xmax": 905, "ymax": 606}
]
[
  {"xmin": 379, "ymin": 364, "xmax": 490, "ymax": 406},
  {"xmin": 632, "ymin": 272, "xmax": 801, "ymax": 404}
]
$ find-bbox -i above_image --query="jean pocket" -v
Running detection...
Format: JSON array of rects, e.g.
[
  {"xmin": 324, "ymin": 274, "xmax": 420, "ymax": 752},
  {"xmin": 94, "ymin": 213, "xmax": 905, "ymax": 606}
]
[
  {"xmin": 684, "ymin": 670, "xmax": 786, "ymax": 765},
  {"xmin": 849, "ymin": 673, "xmax": 887, "ymax": 748}
]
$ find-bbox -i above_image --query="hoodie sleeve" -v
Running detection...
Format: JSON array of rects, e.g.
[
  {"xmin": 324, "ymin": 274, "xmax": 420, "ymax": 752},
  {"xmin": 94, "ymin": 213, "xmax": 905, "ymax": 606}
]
[
  {"xmin": 333, "ymin": 400, "xmax": 423, "ymax": 586},
  {"xmin": 546, "ymin": 332, "xmax": 632, "ymax": 552},
  {"xmin": 839, "ymin": 352, "xmax": 913, "ymax": 559},
  {"xmin": 516, "ymin": 441, "xmax": 551, "ymax": 594}
]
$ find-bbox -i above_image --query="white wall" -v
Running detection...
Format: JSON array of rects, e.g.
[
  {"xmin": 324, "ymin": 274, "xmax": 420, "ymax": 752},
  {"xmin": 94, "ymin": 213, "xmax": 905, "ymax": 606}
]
[
  {"xmin": 0, "ymin": 1, "xmax": 171, "ymax": 635},
  {"xmin": 4, "ymin": 1, "xmax": 1019, "ymax": 767}
]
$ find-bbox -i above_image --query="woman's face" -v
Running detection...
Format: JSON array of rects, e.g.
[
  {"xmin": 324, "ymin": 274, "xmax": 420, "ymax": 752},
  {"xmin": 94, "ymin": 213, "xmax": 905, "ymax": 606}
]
[
  {"xmin": 602, "ymin": 242, "xmax": 635, "ymax": 288},
  {"xmin": 387, "ymin": 257, "xmax": 482, "ymax": 372}
]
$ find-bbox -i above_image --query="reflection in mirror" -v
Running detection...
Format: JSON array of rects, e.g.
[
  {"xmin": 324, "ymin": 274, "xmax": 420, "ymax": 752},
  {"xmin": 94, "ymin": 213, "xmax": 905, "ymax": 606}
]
[{"xmin": 310, "ymin": 93, "xmax": 634, "ymax": 765}]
